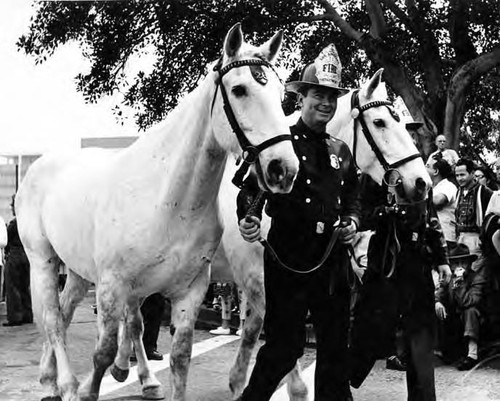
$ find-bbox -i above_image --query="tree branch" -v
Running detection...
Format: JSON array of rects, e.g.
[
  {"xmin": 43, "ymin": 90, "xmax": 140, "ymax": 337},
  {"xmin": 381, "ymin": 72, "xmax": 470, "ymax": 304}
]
[
  {"xmin": 445, "ymin": 45, "xmax": 500, "ymax": 149},
  {"xmin": 448, "ymin": 0, "xmax": 478, "ymax": 65},
  {"xmin": 366, "ymin": 0, "xmax": 387, "ymax": 39},
  {"xmin": 314, "ymin": 0, "xmax": 363, "ymax": 42}
]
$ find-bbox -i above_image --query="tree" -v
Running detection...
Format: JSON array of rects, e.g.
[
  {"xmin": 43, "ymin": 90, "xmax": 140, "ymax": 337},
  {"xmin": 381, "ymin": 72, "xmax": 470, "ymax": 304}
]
[{"xmin": 18, "ymin": 0, "xmax": 500, "ymax": 157}]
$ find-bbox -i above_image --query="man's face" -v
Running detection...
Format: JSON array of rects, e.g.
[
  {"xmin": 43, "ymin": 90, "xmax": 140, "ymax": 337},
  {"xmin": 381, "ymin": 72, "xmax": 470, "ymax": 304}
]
[
  {"xmin": 425, "ymin": 158, "xmax": 437, "ymax": 177},
  {"xmin": 495, "ymin": 160, "xmax": 500, "ymax": 182},
  {"xmin": 455, "ymin": 165, "xmax": 474, "ymax": 188},
  {"xmin": 300, "ymin": 87, "xmax": 338, "ymax": 128},
  {"xmin": 436, "ymin": 135, "xmax": 446, "ymax": 151}
]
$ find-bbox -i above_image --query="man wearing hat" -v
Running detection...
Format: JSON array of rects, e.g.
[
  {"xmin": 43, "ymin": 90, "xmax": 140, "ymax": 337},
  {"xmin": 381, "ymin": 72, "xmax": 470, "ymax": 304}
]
[
  {"xmin": 435, "ymin": 243, "xmax": 489, "ymax": 370},
  {"xmin": 237, "ymin": 44, "xmax": 360, "ymax": 401}
]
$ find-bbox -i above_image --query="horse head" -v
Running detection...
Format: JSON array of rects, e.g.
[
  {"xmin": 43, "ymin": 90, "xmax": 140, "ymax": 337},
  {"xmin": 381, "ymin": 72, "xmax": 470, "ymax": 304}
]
[
  {"xmin": 331, "ymin": 69, "xmax": 431, "ymax": 203},
  {"xmin": 211, "ymin": 23, "xmax": 299, "ymax": 193}
]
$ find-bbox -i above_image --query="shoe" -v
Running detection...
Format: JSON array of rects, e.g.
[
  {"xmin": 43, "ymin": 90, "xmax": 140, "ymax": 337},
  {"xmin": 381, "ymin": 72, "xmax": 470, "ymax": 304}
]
[
  {"xmin": 386, "ymin": 355, "xmax": 407, "ymax": 371},
  {"xmin": 209, "ymin": 326, "xmax": 231, "ymax": 335},
  {"xmin": 3, "ymin": 321, "xmax": 23, "ymax": 327},
  {"xmin": 457, "ymin": 356, "xmax": 478, "ymax": 371},
  {"xmin": 146, "ymin": 350, "xmax": 164, "ymax": 361},
  {"xmin": 236, "ymin": 328, "xmax": 243, "ymax": 336},
  {"xmin": 130, "ymin": 350, "xmax": 164, "ymax": 362}
]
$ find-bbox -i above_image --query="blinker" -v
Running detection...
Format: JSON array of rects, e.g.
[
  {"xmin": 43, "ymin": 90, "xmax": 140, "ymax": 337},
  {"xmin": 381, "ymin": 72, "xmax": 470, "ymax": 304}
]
[{"xmin": 250, "ymin": 65, "xmax": 268, "ymax": 85}]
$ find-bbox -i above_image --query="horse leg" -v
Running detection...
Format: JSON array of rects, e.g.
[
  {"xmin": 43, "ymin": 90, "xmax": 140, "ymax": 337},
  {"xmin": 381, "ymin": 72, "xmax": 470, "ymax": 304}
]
[
  {"xmin": 228, "ymin": 271, "xmax": 265, "ymax": 399},
  {"xmin": 285, "ymin": 360, "xmax": 308, "ymax": 401},
  {"xmin": 169, "ymin": 268, "xmax": 210, "ymax": 401},
  {"xmin": 28, "ymin": 248, "xmax": 79, "ymax": 401},
  {"xmin": 110, "ymin": 314, "xmax": 132, "ymax": 383},
  {"xmin": 230, "ymin": 271, "xmax": 308, "ymax": 401},
  {"xmin": 59, "ymin": 269, "xmax": 91, "ymax": 332},
  {"xmin": 77, "ymin": 280, "xmax": 123, "ymax": 401},
  {"xmin": 128, "ymin": 301, "xmax": 165, "ymax": 400}
]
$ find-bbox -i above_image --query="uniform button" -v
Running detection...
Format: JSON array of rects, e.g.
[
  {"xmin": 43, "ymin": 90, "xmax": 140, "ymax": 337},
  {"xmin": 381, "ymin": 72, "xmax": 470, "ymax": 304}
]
[
  {"xmin": 294, "ymin": 135, "xmax": 299, "ymax": 140},
  {"xmin": 341, "ymin": 180, "xmax": 344, "ymax": 186},
  {"xmin": 306, "ymin": 179, "xmax": 311, "ymax": 184},
  {"xmin": 303, "ymin": 135, "xmax": 307, "ymax": 139},
  {"xmin": 339, "ymin": 157, "xmax": 343, "ymax": 162},
  {"xmin": 302, "ymin": 156, "xmax": 307, "ymax": 161},
  {"xmin": 305, "ymin": 198, "xmax": 311, "ymax": 203}
]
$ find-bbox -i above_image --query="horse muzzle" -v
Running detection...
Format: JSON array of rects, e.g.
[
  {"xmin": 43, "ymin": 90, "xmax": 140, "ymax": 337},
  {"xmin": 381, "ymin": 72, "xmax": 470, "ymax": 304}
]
[{"xmin": 260, "ymin": 157, "xmax": 298, "ymax": 194}]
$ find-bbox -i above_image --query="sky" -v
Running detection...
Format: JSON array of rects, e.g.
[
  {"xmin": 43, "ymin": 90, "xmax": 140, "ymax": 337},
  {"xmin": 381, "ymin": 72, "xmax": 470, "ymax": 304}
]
[{"xmin": 0, "ymin": 0, "xmax": 139, "ymax": 156}]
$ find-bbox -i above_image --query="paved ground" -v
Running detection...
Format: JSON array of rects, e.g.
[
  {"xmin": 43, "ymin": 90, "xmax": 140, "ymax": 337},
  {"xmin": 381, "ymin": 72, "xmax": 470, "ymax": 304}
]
[{"xmin": 1, "ymin": 294, "xmax": 500, "ymax": 401}]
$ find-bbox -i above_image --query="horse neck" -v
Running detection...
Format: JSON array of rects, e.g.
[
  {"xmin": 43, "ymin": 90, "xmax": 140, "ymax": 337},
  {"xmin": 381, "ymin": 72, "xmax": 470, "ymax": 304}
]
[
  {"xmin": 329, "ymin": 91, "xmax": 355, "ymax": 150},
  {"xmin": 129, "ymin": 73, "xmax": 228, "ymax": 212}
]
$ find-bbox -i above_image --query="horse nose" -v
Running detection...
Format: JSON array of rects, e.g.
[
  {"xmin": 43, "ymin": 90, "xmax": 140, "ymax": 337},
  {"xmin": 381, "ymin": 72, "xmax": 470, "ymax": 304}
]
[
  {"xmin": 415, "ymin": 177, "xmax": 428, "ymax": 199},
  {"xmin": 267, "ymin": 159, "xmax": 293, "ymax": 190}
]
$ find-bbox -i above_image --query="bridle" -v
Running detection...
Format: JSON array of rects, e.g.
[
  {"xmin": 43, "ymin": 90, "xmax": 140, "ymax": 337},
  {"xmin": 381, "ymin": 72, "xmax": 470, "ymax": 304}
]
[
  {"xmin": 212, "ymin": 58, "xmax": 292, "ymax": 189},
  {"xmin": 350, "ymin": 89, "xmax": 422, "ymax": 189}
]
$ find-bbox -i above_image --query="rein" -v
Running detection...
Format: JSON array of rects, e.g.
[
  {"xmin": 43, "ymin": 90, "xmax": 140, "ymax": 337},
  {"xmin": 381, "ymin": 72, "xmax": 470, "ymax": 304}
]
[{"xmin": 212, "ymin": 58, "xmax": 292, "ymax": 189}]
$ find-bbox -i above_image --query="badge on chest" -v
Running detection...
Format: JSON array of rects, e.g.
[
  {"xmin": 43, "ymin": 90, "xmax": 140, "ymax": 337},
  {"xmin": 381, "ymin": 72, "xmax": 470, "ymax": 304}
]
[{"xmin": 330, "ymin": 154, "xmax": 340, "ymax": 170}]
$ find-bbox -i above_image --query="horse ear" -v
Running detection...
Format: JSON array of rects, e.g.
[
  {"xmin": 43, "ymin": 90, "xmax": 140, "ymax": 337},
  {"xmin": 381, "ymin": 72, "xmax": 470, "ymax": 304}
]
[
  {"xmin": 224, "ymin": 23, "xmax": 244, "ymax": 58},
  {"xmin": 365, "ymin": 68, "xmax": 384, "ymax": 98},
  {"xmin": 260, "ymin": 30, "xmax": 283, "ymax": 63}
]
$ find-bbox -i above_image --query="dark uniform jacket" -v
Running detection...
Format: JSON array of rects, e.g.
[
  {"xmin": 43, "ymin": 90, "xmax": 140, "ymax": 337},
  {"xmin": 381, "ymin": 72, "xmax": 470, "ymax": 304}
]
[{"xmin": 237, "ymin": 118, "xmax": 361, "ymax": 272}]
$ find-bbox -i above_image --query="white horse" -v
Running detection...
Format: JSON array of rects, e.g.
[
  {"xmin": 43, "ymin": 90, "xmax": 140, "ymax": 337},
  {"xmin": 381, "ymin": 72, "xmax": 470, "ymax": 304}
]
[
  {"xmin": 213, "ymin": 68, "xmax": 432, "ymax": 399},
  {"xmin": 15, "ymin": 23, "xmax": 299, "ymax": 401}
]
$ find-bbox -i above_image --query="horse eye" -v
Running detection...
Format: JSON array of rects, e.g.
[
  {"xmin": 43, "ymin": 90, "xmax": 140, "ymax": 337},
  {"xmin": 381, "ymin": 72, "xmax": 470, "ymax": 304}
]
[
  {"xmin": 373, "ymin": 119, "xmax": 385, "ymax": 128},
  {"xmin": 232, "ymin": 85, "xmax": 247, "ymax": 97}
]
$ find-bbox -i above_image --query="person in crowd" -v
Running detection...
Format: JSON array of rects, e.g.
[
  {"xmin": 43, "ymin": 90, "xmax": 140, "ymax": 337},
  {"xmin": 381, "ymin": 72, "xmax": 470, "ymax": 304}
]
[
  {"xmin": 426, "ymin": 155, "xmax": 457, "ymax": 250},
  {"xmin": 474, "ymin": 166, "xmax": 499, "ymax": 191},
  {"xmin": 350, "ymin": 145, "xmax": 451, "ymax": 400},
  {"xmin": 236, "ymin": 43, "xmax": 360, "ymax": 401},
  {"xmin": 236, "ymin": 286, "xmax": 249, "ymax": 337},
  {"xmin": 480, "ymin": 192, "xmax": 500, "ymax": 342},
  {"xmin": 0, "ymin": 211, "xmax": 6, "ymax": 302},
  {"xmin": 427, "ymin": 135, "xmax": 459, "ymax": 170},
  {"xmin": 3, "ymin": 194, "xmax": 33, "ymax": 327},
  {"xmin": 494, "ymin": 157, "xmax": 500, "ymax": 186},
  {"xmin": 209, "ymin": 282, "xmax": 234, "ymax": 335},
  {"xmin": 455, "ymin": 158, "xmax": 493, "ymax": 256},
  {"xmin": 435, "ymin": 244, "xmax": 489, "ymax": 370},
  {"xmin": 130, "ymin": 293, "xmax": 165, "ymax": 361}
]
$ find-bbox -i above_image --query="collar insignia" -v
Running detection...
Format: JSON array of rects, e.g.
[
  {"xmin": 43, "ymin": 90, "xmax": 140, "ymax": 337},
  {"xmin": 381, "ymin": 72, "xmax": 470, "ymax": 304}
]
[{"xmin": 330, "ymin": 154, "xmax": 340, "ymax": 170}]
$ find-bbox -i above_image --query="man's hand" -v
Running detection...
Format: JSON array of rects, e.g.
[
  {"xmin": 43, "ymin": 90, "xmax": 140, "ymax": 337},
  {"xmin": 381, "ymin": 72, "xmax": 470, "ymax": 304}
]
[
  {"xmin": 437, "ymin": 264, "xmax": 452, "ymax": 285},
  {"xmin": 339, "ymin": 220, "xmax": 357, "ymax": 245},
  {"xmin": 435, "ymin": 301, "xmax": 447, "ymax": 320},
  {"xmin": 239, "ymin": 216, "xmax": 261, "ymax": 243}
]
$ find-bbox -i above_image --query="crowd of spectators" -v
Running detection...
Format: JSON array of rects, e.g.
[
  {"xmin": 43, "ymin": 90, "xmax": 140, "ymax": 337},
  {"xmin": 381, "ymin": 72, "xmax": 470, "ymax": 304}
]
[{"xmin": 426, "ymin": 149, "xmax": 500, "ymax": 371}]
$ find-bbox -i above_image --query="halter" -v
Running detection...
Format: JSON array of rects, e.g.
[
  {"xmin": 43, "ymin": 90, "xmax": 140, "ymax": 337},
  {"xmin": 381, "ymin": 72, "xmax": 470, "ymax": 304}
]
[
  {"xmin": 212, "ymin": 58, "xmax": 292, "ymax": 189},
  {"xmin": 350, "ymin": 90, "xmax": 422, "ymax": 176}
]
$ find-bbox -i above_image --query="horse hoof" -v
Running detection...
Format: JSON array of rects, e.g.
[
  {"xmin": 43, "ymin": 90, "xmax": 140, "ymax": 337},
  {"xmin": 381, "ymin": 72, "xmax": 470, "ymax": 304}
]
[
  {"xmin": 110, "ymin": 363, "xmax": 129, "ymax": 382},
  {"xmin": 142, "ymin": 384, "xmax": 165, "ymax": 400}
]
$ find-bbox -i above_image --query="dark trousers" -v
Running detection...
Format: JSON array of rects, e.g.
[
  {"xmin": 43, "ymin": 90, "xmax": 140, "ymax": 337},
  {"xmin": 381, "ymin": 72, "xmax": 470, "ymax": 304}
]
[
  {"xmin": 350, "ymin": 247, "xmax": 437, "ymax": 401},
  {"xmin": 141, "ymin": 293, "xmax": 165, "ymax": 352},
  {"xmin": 405, "ymin": 326, "xmax": 436, "ymax": 401},
  {"xmin": 241, "ymin": 249, "xmax": 352, "ymax": 401},
  {"xmin": 4, "ymin": 250, "xmax": 32, "ymax": 324}
]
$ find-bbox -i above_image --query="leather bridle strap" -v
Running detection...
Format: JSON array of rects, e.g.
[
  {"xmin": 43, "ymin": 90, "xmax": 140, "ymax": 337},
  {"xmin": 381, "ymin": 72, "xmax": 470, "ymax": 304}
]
[
  {"xmin": 213, "ymin": 58, "xmax": 292, "ymax": 188},
  {"xmin": 350, "ymin": 90, "xmax": 422, "ymax": 171}
]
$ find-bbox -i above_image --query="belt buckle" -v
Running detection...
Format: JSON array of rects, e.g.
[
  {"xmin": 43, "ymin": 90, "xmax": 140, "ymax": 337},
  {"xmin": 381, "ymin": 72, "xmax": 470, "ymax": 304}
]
[{"xmin": 316, "ymin": 221, "xmax": 325, "ymax": 234}]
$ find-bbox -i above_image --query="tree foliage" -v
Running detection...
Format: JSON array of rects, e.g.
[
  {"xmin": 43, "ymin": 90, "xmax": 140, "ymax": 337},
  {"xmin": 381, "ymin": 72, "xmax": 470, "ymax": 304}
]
[{"xmin": 18, "ymin": 0, "xmax": 500, "ymax": 158}]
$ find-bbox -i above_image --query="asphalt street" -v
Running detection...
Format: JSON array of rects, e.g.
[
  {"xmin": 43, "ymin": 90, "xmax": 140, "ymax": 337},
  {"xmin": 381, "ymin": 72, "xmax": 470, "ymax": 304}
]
[{"xmin": 1, "ymin": 293, "xmax": 500, "ymax": 401}]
